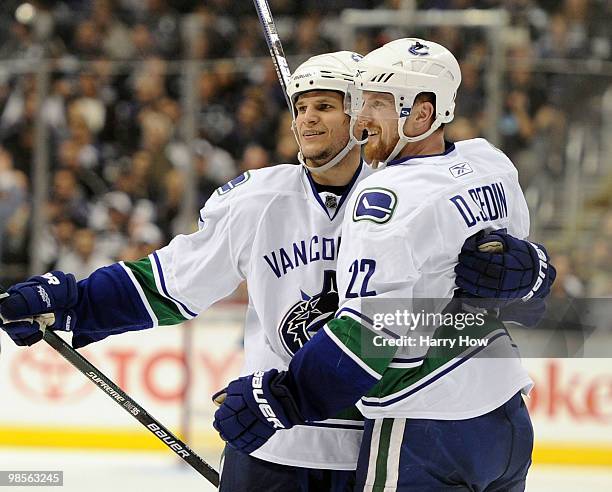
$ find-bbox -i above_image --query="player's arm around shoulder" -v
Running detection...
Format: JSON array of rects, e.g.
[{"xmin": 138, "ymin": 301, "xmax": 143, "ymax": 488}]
[
  {"xmin": 211, "ymin": 172, "xmax": 483, "ymax": 450},
  {"xmin": 313, "ymin": 171, "xmax": 434, "ymax": 382},
  {"xmin": 262, "ymin": 174, "xmax": 437, "ymax": 426}
]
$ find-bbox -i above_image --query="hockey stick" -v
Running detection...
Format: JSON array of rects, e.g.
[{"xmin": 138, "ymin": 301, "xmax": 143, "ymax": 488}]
[
  {"xmin": 252, "ymin": 0, "xmax": 292, "ymax": 112},
  {"xmin": 0, "ymin": 289, "xmax": 219, "ymax": 487}
]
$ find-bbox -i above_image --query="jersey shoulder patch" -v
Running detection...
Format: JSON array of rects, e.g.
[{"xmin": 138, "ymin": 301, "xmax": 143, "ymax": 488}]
[
  {"xmin": 200, "ymin": 165, "xmax": 303, "ymax": 227},
  {"xmin": 216, "ymin": 164, "xmax": 302, "ymax": 199},
  {"xmin": 217, "ymin": 171, "xmax": 251, "ymax": 195},
  {"xmin": 352, "ymin": 187, "xmax": 397, "ymax": 224}
]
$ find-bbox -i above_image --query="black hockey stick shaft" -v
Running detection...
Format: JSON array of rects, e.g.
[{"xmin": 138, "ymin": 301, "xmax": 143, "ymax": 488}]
[
  {"xmin": 0, "ymin": 288, "xmax": 219, "ymax": 486},
  {"xmin": 252, "ymin": 0, "xmax": 293, "ymax": 112},
  {"xmin": 42, "ymin": 329, "xmax": 220, "ymax": 486}
]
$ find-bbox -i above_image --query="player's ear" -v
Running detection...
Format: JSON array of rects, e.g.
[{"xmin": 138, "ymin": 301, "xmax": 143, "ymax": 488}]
[{"xmin": 414, "ymin": 101, "xmax": 434, "ymax": 128}]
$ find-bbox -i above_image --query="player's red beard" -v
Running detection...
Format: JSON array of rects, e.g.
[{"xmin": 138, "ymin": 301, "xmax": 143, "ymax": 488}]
[{"xmin": 363, "ymin": 124, "xmax": 399, "ymax": 164}]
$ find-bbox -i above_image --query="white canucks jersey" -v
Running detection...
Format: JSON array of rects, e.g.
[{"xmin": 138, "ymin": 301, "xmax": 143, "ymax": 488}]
[
  {"xmin": 153, "ymin": 163, "xmax": 373, "ymax": 469},
  {"xmin": 332, "ymin": 138, "xmax": 534, "ymax": 420}
]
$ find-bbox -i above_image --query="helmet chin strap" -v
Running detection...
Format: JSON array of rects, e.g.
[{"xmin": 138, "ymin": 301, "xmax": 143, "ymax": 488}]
[
  {"xmin": 376, "ymin": 116, "xmax": 443, "ymax": 167},
  {"xmin": 293, "ymin": 118, "xmax": 367, "ymax": 174}
]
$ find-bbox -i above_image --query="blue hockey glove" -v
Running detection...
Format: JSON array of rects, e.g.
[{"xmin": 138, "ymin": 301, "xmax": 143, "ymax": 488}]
[
  {"xmin": 212, "ymin": 369, "xmax": 304, "ymax": 454},
  {"xmin": 0, "ymin": 315, "xmax": 45, "ymax": 346},
  {"xmin": 0, "ymin": 272, "xmax": 78, "ymax": 346},
  {"xmin": 455, "ymin": 229, "xmax": 556, "ymax": 304}
]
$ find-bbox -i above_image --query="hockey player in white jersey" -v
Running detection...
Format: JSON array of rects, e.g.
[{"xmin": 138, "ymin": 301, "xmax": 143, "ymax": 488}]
[
  {"xmin": 213, "ymin": 39, "xmax": 556, "ymax": 491},
  {"xmin": 4, "ymin": 51, "xmax": 367, "ymax": 492},
  {"xmin": 1, "ymin": 49, "xmax": 550, "ymax": 491}
]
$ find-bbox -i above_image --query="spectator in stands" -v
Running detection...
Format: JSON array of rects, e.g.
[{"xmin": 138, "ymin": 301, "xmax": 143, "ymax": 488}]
[
  {"xmin": 47, "ymin": 168, "xmax": 89, "ymax": 227},
  {"xmin": 239, "ymin": 144, "xmax": 270, "ymax": 173},
  {"xmin": 272, "ymin": 112, "xmax": 299, "ymax": 165},
  {"xmin": 0, "ymin": 147, "xmax": 27, "ymax": 263},
  {"xmin": 454, "ymin": 61, "xmax": 485, "ymax": 125},
  {"xmin": 0, "ymin": 82, "xmax": 37, "ymax": 175},
  {"xmin": 90, "ymin": 0, "xmax": 134, "ymax": 60},
  {"xmin": 39, "ymin": 217, "xmax": 77, "ymax": 272},
  {"xmin": 291, "ymin": 14, "xmax": 333, "ymax": 55},
  {"xmin": 55, "ymin": 227, "xmax": 113, "ymax": 280},
  {"xmin": 139, "ymin": 110, "xmax": 175, "ymax": 195},
  {"xmin": 0, "ymin": 0, "xmax": 606, "ymax": 310},
  {"xmin": 89, "ymin": 190, "xmax": 133, "ymax": 260},
  {"xmin": 56, "ymin": 138, "xmax": 107, "ymax": 200},
  {"xmin": 119, "ymin": 222, "xmax": 164, "ymax": 261},
  {"xmin": 73, "ymin": 20, "xmax": 103, "ymax": 58},
  {"xmin": 197, "ymin": 70, "xmax": 235, "ymax": 148},
  {"xmin": 225, "ymin": 95, "xmax": 274, "ymax": 158},
  {"xmin": 193, "ymin": 139, "xmax": 236, "ymax": 205}
]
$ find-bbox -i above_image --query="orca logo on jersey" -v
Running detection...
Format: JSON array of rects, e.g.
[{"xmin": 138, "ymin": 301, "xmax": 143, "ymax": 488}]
[
  {"xmin": 217, "ymin": 171, "xmax": 251, "ymax": 195},
  {"xmin": 278, "ymin": 270, "xmax": 339, "ymax": 356},
  {"xmin": 353, "ymin": 188, "xmax": 397, "ymax": 224}
]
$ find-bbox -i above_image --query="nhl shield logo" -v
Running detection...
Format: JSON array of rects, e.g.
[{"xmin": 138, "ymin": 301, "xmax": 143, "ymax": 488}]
[
  {"xmin": 278, "ymin": 270, "xmax": 339, "ymax": 356},
  {"xmin": 325, "ymin": 194, "xmax": 338, "ymax": 209}
]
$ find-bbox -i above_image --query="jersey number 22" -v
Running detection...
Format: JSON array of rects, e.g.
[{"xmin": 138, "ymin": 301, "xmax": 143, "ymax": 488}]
[{"xmin": 346, "ymin": 259, "xmax": 377, "ymax": 298}]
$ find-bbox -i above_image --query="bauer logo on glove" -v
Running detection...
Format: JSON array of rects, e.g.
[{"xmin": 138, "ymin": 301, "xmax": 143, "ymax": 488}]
[{"xmin": 212, "ymin": 369, "xmax": 304, "ymax": 454}]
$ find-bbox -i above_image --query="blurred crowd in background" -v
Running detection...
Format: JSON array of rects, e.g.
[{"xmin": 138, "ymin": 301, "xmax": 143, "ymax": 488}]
[{"xmin": 0, "ymin": 0, "xmax": 610, "ymax": 328}]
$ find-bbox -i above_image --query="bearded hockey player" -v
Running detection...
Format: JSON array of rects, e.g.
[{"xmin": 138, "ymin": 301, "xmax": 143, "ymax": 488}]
[
  {"xmin": 213, "ymin": 39, "xmax": 556, "ymax": 492},
  {"xmin": 2, "ymin": 49, "xmax": 551, "ymax": 492}
]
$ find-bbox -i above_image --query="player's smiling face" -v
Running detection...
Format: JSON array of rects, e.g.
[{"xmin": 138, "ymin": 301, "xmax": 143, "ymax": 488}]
[
  {"xmin": 294, "ymin": 90, "xmax": 350, "ymax": 167},
  {"xmin": 359, "ymin": 91, "xmax": 400, "ymax": 164}
]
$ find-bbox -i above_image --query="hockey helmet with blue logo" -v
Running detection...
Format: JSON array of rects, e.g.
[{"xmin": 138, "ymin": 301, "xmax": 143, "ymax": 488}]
[{"xmin": 349, "ymin": 38, "xmax": 461, "ymax": 165}]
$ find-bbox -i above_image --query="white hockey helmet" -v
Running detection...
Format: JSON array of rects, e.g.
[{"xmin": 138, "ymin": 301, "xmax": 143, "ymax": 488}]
[
  {"xmin": 350, "ymin": 38, "xmax": 461, "ymax": 165},
  {"xmin": 287, "ymin": 51, "xmax": 366, "ymax": 174}
]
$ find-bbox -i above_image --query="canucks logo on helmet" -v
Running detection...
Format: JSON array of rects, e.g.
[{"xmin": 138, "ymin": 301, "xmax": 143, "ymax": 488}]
[
  {"xmin": 278, "ymin": 270, "xmax": 339, "ymax": 356},
  {"xmin": 408, "ymin": 41, "xmax": 430, "ymax": 56}
]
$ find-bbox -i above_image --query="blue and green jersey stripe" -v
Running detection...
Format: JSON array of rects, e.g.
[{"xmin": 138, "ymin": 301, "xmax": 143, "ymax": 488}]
[{"xmin": 121, "ymin": 255, "xmax": 197, "ymax": 327}]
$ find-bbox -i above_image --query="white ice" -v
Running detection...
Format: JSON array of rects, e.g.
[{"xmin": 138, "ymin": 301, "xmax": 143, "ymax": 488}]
[{"xmin": 0, "ymin": 449, "xmax": 611, "ymax": 491}]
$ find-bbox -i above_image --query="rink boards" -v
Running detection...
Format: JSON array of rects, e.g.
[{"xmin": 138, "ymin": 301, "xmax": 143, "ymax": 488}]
[{"xmin": 0, "ymin": 308, "xmax": 610, "ymax": 466}]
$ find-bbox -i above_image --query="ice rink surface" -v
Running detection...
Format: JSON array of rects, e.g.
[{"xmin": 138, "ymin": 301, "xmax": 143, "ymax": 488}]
[{"xmin": 1, "ymin": 449, "xmax": 611, "ymax": 491}]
